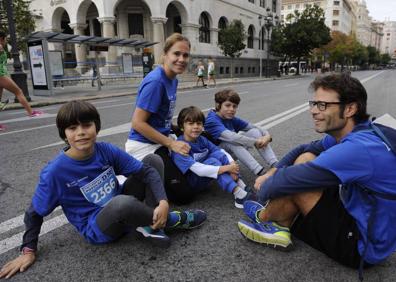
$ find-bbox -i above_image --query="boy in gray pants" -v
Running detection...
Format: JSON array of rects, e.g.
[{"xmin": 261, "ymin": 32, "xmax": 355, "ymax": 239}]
[{"xmin": 204, "ymin": 89, "xmax": 278, "ymax": 176}]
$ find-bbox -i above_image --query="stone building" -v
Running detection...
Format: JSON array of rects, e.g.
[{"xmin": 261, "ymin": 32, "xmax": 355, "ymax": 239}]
[
  {"xmin": 381, "ymin": 21, "xmax": 396, "ymax": 58},
  {"xmin": 29, "ymin": 0, "xmax": 281, "ymax": 77},
  {"xmin": 281, "ymin": 0, "xmax": 356, "ymax": 35}
]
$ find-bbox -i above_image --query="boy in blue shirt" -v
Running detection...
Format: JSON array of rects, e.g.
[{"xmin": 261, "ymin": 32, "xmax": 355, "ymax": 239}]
[
  {"xmin": 171, "ymin": 106, "xmax": 255, "ymax": 208},
  {"xmin": 204, "ymin": 89, "xmax": 278, "ymax": 176},
  {"xmin": 0, "ymin": 101, "xmax": 206, "ymax": 279}
]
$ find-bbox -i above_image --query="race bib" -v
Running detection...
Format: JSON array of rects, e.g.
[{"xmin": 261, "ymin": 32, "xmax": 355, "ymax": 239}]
[{"xmin": 80, "ymin": 167, "xmax": 118, "ymax": 207}]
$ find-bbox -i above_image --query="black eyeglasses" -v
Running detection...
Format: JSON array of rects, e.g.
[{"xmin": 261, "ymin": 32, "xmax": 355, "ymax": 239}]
[{"xmin": 308, "ymin": 101, "xmax": 343, "ymax": 111}]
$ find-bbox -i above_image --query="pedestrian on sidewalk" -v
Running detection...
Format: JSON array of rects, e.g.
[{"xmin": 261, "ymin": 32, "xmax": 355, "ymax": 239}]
[
  {"xmin": 207, "ymin": 57, "xmax": 216, "ymax": 87},
  {"xmin": 91, "ymin": 64, "xmax": 103, "ymax": 87},
  {"xmin": 0, "ymin": 100, "xmax": 207, "ymax": 279},
  {"xmin": 195, "ymin": 61, "xmax": 206, "ymax": 87},
  {"xmin": 0, "ymin": 31, "xmax": 44, "ymax": 127},
  {"xmin": 125, "ymin": 33, "xmax": 196, "ymax": 205}
]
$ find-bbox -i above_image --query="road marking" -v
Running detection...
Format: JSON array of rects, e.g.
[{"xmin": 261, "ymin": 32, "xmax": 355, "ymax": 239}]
[
  {"xmin": 283, "ymin": 83, "xmax": 299, "ymax": 87},
  {"xmin": 31, "ymin": 108, "xmax": 212, "ymax": 150},
  {"xmin": 360, "ymin": 71, "xmax": 385, "ymax": 83},
  {"xmin": 0, "ymin": 102, "xmax": 135, "ymax": 132},
  {"xmin": 0, "ymin": 124, "xmax": 56, "ymax": 136},
  {"xmin": 0, "ymin": 214, "xmax": 68, "ymax": 255}
]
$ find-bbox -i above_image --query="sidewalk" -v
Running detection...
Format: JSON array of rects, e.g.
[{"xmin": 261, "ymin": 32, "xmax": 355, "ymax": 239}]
[{"xmin": 1, "ymin": 73, "xmax": 310, "ymax": 110}]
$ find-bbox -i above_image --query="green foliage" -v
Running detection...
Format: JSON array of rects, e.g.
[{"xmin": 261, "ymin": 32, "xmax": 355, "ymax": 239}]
[
  {"xmin": 271, "ymin": 5, "xmax": 331, "ymax": 74},
  {"xmin": 218, "ymin": 19, "xmax": 246, "ymax": 58},
  {"xmin": 0, "ymin": 0, "xmax": 36, "ymax": 54},
  {"xmin": 380, "ymin": 53, "xmax": 391, "ymax": 65},
  {"xmin": 367, "ymin": 46, "xmax": 380, "ymax": 65},
  {"xmin": 317, "ymin": 31, "xmax": 369, "ymax": 69}
]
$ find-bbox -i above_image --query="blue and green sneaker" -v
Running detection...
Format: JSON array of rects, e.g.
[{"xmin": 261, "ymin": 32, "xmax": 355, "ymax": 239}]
[
  {"xmin": 136, "ymin": 227, "xmax": 171, "ymax": 248},
  {"xmin": 169, "ymin": 210, "xmax": 207, "ymax": 230},
  {"xmin": 237, "ymin": 219, "xmax": 293, "ymax": 250},
  {"xmin": 243, "ymin": 200, "xmax": 266, "ymax": 223}
]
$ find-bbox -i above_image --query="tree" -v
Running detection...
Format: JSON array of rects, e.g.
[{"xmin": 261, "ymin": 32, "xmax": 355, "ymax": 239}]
[
  {"xmin": 218, "ymin": 19, "xmax": 246, "ymax": 78},
  {"xmin": 367, "ymin": 46, "xmax": 380, "ymax": 66},
  {"xmin": 271, "ymin": 5, "xmax": 331, "ymax": 75},
  {"xmin": 380, "ymin": 53, "xmax": 391, "ymax": 65},
  {"xmin": 0, "ymin": 0, "xmax": 36, "ymax": 54}
]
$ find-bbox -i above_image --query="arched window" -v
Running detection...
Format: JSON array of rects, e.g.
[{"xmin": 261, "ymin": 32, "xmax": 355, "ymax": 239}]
[
  {"xmin": 199, "ymin": 13, "xmax": 210, "ymax": 43},
  {"xmin": 248, "ymin": 25, "xmax": 254, "ymax": 49},
  {"xmin": 259, "ymin": 27, "xmax": 265, "ymax": 50},
  {"xmin": 218, "ymin": 16, "xmax": 228, "ymax": 42},
  {"xmin": 218, "ymin": 17, "xmax": 227, "ymax": 30},
  {"xmin": 272, "ymin": 0, "xmax": 277, "ymax": 12}
]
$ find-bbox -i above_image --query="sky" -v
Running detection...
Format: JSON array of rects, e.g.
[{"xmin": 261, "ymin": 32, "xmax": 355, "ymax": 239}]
[{"xmin": 364, "ymin": 0, "xmax": 396, "ymax": 21}]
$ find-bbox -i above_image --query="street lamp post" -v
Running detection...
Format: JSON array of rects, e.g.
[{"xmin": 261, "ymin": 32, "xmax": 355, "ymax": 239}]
[
  {"xmin": 258, "ymin": 16, "xmax": 262, "ymax": 78},
  {"xmin": 4, "ymin": 0, "xmax": 31, "ymax": 102},
  {"xmin": 259, "ymin": 8, "xmax": 278, "ymax": 78}
]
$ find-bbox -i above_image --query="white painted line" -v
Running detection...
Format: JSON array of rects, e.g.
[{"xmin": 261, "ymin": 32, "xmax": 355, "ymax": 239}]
[
  {"xmin": 0, "ymin": 113, "xmax": 56, "ymax": 124},
  {"xmin": 283, "ymin": 83, "xmax": 299, "ymax": 87},
  {"xmin": 255, "ymin": 103, "xmax": 308, "ymax": 127},
  {"xmin": 0, "ymin": 214, "xmax": 68, "ymax": 255},
  {"xmin": 0, "ymin": 124, "xmax": 56, "ymax": 136},
  {"xmin": 0, "ymin": 207, "xmax": 62, "ymax": 235},
  {"xmin": 0, "ymin": 102, "xmax": 134, "ymax": 131},
  {"xmin": 31, "ymin": 108, "xmax": 212, "ymax": 151},
  {"xmin": 360, "ymin": 71, "xmax": 385, "ymax": 83},
  {"xmin": 261, "ymin": 106, "xmax": 309, "ymax": 129}
]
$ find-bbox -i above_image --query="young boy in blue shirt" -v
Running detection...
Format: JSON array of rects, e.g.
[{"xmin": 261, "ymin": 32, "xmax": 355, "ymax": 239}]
[
  {"xmin": 171, "ymin": 106, "xmax": 255, "ymax": 208},
  {"xmin": 0, "ymin": 101, "xmax": 206, "ymax": 279},
  {"xmin": 205, "ymin": 89, "xmax": 278, "ymax": 176}
]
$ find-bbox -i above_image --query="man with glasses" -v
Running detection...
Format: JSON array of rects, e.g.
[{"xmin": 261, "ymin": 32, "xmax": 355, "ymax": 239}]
[{"xmin": 237, "ymin": 73, "xmax": 396, "ymax": 277}]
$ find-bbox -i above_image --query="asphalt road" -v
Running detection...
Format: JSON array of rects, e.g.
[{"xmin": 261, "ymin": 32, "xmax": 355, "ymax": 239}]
[{"xmin": 0, "ymin": 70, "xmax": 395, "ymax": 282}]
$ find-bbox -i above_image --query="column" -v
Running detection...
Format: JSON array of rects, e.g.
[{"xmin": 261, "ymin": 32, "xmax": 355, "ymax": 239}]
[
  {"xmin": 179, "ymin": 23, "xmax": 200, "ymax": 53},
  {"xmin": 98, "ymin": 17, "xmax": 118, "ymax": 71},
  {"xmin": 151, "ymin": 17, "xmax": 167, "ymax": 64},
  {"xmin": 69, "ymin": 23, "xmax": 88, "ymax": 73}
]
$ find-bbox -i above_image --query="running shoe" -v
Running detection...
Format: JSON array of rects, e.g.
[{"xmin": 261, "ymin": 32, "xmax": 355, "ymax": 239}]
[
  {"xmin": 30, "ymin": 110, "xmax": 45, "ymax": 117},
  {"xmin": 136, "ymin": 227, "xmax": 171, "ymax": 248},
  {"xmin": 0, "ymin": 99, "xmax": 9, "ymax": 111},
  {"xmin": 235, "ymin": 191, "xmax": 257, "ymax": 209},
  {"xmin": 0, "ymin": 124, "xmax": 6, "ymax": 131},
  {"xmin": 243, "ymin": 200, "xmax": 266, "ymax": 223},
  {"xmin": 237, "ymin": 219, "xmax": 293, "ymax": 250},
  {"xmin": 169, "ymin": 210, "xmax": 207, "ymax": 230}
]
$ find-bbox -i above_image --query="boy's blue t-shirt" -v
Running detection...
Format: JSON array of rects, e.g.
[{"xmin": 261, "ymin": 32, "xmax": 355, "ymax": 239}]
[
  {"xmin": 32, "ymin": 142, "xmax": 143, "ymax": 244},
  {"xmin": 171, "ymin": 135, "xmax": 224, "ymax": 174},
  {"xmin": 204, "ymin": 110, "xmax": 249, "ymax": 140},
  {"xmin": 128, "ymin": 66, "xmax": 178, "ymax": 144},
  {"xmin": 312, "ymin": 125, "xmax": 396, "ymax": 264}
]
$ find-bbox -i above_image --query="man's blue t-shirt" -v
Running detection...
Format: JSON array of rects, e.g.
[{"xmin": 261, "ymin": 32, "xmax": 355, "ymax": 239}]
[
  {"xmin": 313, "ymin": 125, "xmax": 396, "ymax": 264},
  {"xmin": 204, "ymin": 110, "xmax": 249, "ymax": 140},
  {"xmin": 32, "ymin": 142, "xmax": 143, "ymax": 244},
  {"xmin": 128, "ymin": 66, "xmax": 178, "ymax": 143},
  {"xmin": 171, "ymin": 135, "xmax": 225, "ymax": 174}
]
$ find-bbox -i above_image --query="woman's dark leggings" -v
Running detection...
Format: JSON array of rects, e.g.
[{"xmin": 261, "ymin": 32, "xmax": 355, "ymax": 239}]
[
  {"xmin": 154, "ymin": 146, "xmax": 196, "ymax": 205},
  {"xmin": 96, "ymin": 154, "xmax": 164, "ymax": 239}
]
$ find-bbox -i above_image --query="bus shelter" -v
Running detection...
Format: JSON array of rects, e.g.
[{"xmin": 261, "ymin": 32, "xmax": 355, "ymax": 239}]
[{"xmin": 27, "ymin": 31, "xmax": 157, "ymax": 96}]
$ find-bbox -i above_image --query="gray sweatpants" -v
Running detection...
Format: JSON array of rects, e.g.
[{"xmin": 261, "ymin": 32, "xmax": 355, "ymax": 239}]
[
  {"xmin": 220, "ymin": 128, "xmax": 278, "ymax": 175},
  {"xmin": 96, "ymin": 154, "xmax": 164, "ymax": 239}
]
